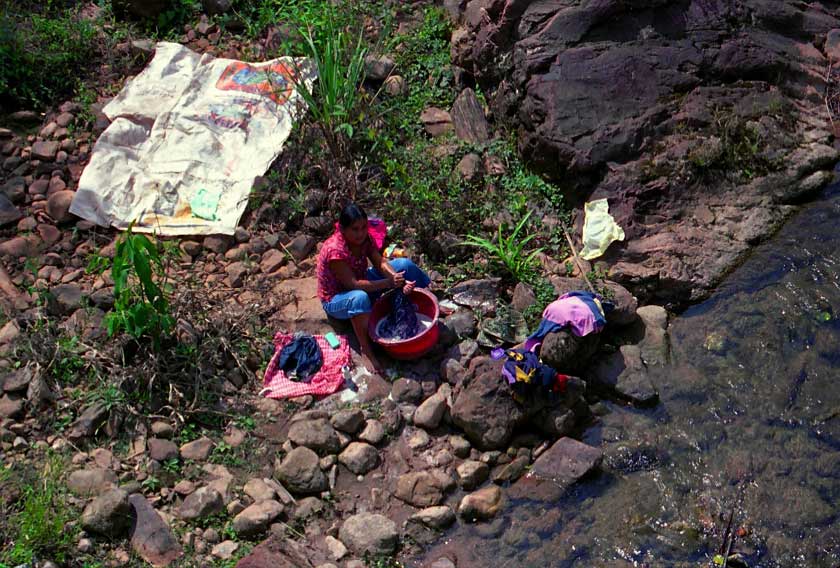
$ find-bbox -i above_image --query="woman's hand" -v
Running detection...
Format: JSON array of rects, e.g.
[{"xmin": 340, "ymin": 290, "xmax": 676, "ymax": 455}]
[
  {"xmin": 389, "ymin": 271, "xmax": 406, "ymax": 288},
  {"xmin": 403, "ymin": 281, "xmax": 416, "ymax": 295}
]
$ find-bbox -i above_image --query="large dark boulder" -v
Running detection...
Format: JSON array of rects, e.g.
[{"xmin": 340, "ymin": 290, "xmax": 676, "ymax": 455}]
[{"xmin": 452, "ymin": 0, "xmax": 840, "ymax": 307}]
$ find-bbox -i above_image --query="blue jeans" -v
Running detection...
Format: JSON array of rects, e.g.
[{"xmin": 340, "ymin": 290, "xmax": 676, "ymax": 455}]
[{"xmin": 322, "ymin": 258, "xmax": 431, "ymax": 320}]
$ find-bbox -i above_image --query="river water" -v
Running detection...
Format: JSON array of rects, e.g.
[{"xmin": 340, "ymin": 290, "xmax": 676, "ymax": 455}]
[{"xmin": 420, "ymin": 180, "xmax": 840, "ymax": 567}]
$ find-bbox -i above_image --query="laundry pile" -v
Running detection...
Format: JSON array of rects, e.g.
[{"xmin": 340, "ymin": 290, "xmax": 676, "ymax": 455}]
[{"xmin": 262, "ymin": 332, "xmax": 350, "ymax": 399}]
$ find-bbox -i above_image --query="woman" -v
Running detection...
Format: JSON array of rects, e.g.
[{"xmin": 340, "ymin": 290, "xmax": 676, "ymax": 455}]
[{"xmin": 317, "ymin": 203, "xmax": 431, "ymax": 374}]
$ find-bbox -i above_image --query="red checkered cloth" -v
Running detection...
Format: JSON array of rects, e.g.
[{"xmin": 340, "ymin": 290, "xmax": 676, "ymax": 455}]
[{"xmin": 261, "ymin": 332, "xmax": 350, "ymax": 399}]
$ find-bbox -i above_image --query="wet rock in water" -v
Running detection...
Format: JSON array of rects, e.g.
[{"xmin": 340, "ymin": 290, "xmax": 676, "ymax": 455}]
[
  {"xmin": 420, "ymin": 107, "xmax": 453, "ymax": 136},
  {"xmin": 233, "ymin": 500, "xmax": 284, "ymax": 537},
  {"xmin": 588, "ymin": 345, "xmax": 659, "ymax": 407},
  {"xmin": 394, "ymin": 471, "xmax": 447, "ymax": 507},
  {"xmin": 81, "ymin": 488, "xmax": 131, "ymax": 538},
  {"xmin": 534, "ymin": 406, "xmax": 577, "ymax": 439},
  {"xmin": 450, "ymin": 278, "xmax": 501, "ymax": 314},
  {"xmin": 66, "ymin": 402, "xmax": 109, "ymax": 442},
  {"xmin": 148, "ymin": 438, "xmax": 179, "ymax": 462},
  {"xmin": 288, "ymin": 418, "xmax": 341, "ymax": 454},
  {"xmin": 339, "ymin": 513, "xmax": 398, "ymax": 555},
  {"xmin": 391, "ymin": 378, "xmax": 423, "ymax": 405},
  {"xmin": 275, "ymin": 446, "xmax": 328, "ymax": 495},
  {"xmin": 338, "ymin": 442, "xmax": 379, "ymax": 474},
  {"xmin": 512, "ymin": 437, "xmax": 603, "ymax": 502},
  {"xmin": 456, "ymin": 460, "xmax": 489, "ymax": 490},
  {"xmin": 358, "ymin": 419, "xmax": 385, "ymax": 445},
  {"xmin": 539, "ymin": 330, "xmax": 600, "ymax": 374},
  {"xmin": 458, "ymin": 486, "xmax": 504, "ymax": 522},
  {"xmin": 180, "ymin": 436, "xmax": 214, "ymax": 461},
  {"xmin": 331, "ymin": 409, "xmax": 365, "ymax": 434},
  {"xmin": 67, "ymin": 468, "xmax": 118, "ymax": 497},
  {"xmin": 636, "ymin": 305, "xmax": 670, "ymax": 367},
  {"xmin": 492, "ymin": 456, "xmax": 530, "ymax": 484},
  {"xmin": 413, "ymin": 393, "xmax": 447, "ymax": 430},
  {"xmin": 128, "ymin": 493, "xmax": 183, "ymax": 566},
  {"xmin": 178, "ymin": 486, "xmax": 224, "ymax": 520},
  {"xmin": 410, "ymin": 505, "xmax": 456, "ymax": 529},
  {"xmin": 451, "ymin": 88, "xmax": 490, "ymax": 143}
]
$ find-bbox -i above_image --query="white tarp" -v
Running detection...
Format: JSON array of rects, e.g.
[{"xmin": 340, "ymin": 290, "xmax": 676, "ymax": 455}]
[{"xmin": 70, "ymin": 42, "xmax": 313, "ymax": 235}]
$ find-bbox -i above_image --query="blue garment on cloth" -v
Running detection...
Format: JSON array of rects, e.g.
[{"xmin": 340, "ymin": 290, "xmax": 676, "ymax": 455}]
[
  {"xmin": 379, "ymin": 291, "xmax": 420, "ymax": 340},
  {"xmin": 490, "ymin": 347, "xmax": 568, "ymax": 401},
  {"xmin": 278, "ymin": 333, "xmax": 323, "ymax": 382}
]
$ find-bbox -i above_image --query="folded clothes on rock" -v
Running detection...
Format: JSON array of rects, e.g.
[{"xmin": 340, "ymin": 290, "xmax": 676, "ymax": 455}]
[
  {"xmin": 262, "ymin": 332, "xmax": 350, "ymax": 399},
  {"xmin": 524, "ymin": 291, "xmax": 608, "ymax": 351}
]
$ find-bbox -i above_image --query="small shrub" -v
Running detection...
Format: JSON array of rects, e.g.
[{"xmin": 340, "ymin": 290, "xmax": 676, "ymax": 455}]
[
  {"xmin": 0, "ymin": 4, "xmax": 97, "ymax": 109},
  {"xmin": 1, "ymin": 456, "xmax": 76, "ymax": 565},
  {"xmin": 462, "ymin": 210, "xmax": 544, "ymax": 283},
  {"xmin": 106, "ymin": 224, "xmax": 175, "ymax": 349}
]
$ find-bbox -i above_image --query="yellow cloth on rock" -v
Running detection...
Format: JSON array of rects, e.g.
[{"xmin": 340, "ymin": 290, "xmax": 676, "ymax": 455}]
[{"xmin": 579, "ymin": 198, "xmax": 625, "ymax": 260}]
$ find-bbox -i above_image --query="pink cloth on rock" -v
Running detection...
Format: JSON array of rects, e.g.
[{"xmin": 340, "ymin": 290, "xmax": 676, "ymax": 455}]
[{"xmin": 262, "ymin": 332, "xmax": 350, "ymax": 399}]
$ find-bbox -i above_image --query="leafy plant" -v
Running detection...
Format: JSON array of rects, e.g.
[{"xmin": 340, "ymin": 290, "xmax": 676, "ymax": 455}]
[
  {"xmin": 1, "ymin": 456, "xmax": 76, "ymax": 565},
  {"xmin": 141, "ymin": 475, "xmax": 161, "ymax": 492},
  {"xmin": 283, "ymin": 8, "xmax": 368, "ymax": 198},
  {"xmin": 86, "ymin": 382, "xmax": 127, "ymax": 412},
  {"xmin": 52, "ymin": 335, "xmax": 88, "ymax": 384},
  {"xmin": 106, "ymin": 224, "xmax": 175, "ymax": 348},
  {"xmin": 0, "ymin": 4, "xmax": 97, "ymax": 109},
  {"xmin": 462, "ymin": 210, "xmax": 544, "ymax": 282}
]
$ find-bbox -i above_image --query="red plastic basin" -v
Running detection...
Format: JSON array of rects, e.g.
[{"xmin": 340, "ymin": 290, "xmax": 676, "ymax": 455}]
[{"xmin": 368, "ymin": 288, "xmax": 440, "ymax": 360}]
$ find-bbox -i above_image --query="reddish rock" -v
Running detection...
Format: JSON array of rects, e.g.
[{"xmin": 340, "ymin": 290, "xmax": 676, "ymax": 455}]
[
  {"xmin": 420, "ymin": 107, "xmax": 453, "ymax": 137},
  {"xmin": 260, "ymin": 249, "xmax": 285, "ymax": 273},
  {"xmin": 55, "ymin": 112, "xmax": 74, "ymax": 127},
  {"xmin": 450, "ymin": 88, "xmax": 490, "ymax": 143},
  {"xmin": 0, "ymin": 235, "xmax": 40, "ymax": 257},
  {"xmin": 31, "ymin": 140, "xmax": 59, "ymax": 161},
  {"xmin": 46, "ymin": 190, "xmax": 75, "ymax": 223},
  {"xmin": 37, "ymin": 224, "xmax": 61, "ymax": 245},
  {"xmin": 28, "ymin": 179, "xmax": 49, "ymax": 196},
  {"xmin": 129, "ymin": 493, "xmax": 183, "ymax": 566},
  {"xmin": 203, "ymin": 235, "xmax": 232, "ymax": 254}
]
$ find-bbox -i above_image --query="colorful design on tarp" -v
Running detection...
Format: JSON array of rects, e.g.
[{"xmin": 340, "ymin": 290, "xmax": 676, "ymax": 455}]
[{"xmin": 216, "ymin": 61, "xmax": 295, "ymax": 105}]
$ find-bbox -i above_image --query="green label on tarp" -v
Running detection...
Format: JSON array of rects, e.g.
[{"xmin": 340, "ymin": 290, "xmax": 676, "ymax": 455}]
[{"xmin": 190, "ymin": 187, "xmax": 221, "ymax": 221}]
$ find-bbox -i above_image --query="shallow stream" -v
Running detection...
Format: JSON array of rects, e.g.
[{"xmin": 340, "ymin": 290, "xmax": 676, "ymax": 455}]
[{"xmin": 420, "ymin": 180, "xmax": 840, "ymax": 567}]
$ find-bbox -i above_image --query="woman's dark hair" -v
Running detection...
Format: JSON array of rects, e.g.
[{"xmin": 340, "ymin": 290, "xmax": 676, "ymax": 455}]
[{"xmin": 338, "ymin": 203, "xmax": 367, "ymax": 229}]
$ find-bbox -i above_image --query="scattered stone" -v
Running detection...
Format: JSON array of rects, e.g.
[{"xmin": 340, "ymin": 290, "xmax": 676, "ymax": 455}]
[
  {"xmin": 178, "ymin": 486, "xmax": 224, "ymax": 520},
  {"xmin": 293, "ymin": 496, "xmax": 323, "ymax": 519},
  {"xmin": 225, "ymin": 262, "xmax": 248, "ymax": 288},
  {"xmin": 0, "ymin": 194, "xmax": 21, "ymax": 226},
  {"xmin": 203, "ymin": 235, "xmax": 232, "ymax": 254},
  {"xmin": 588, "ymin": 345, "xmax": 659, "ymax": 406},
  {"xmin": 81, "ymin": 488, "xmax": 131, "ymax": 538},
  {"xmin": 454, "ymin": 152, "xmax": 483, "ymax": 183},
  {"xmin": 391, "ymin": 378, "xmax": 422, "ymax": 404},
  {"xmin": 0, "ymin": 393, "xmax": 23, "ymax": 419},
  {"xmin": 151, "ymin": 420, "xmax": 174, "ymax": 438},
  {"xmin": 67, "ymin": 468, "xmax": 118, "ymax": 497},
  {"xmin": 45, "ymin": 189, "xmax": 74, "ymax": 223},
  {"xmin": 420, "ymin": 107, "xmax": 453, "ymax": 136},
  {"xmin": 46, "ymin": 283, "xmax": 82, "ymax": 316},
  {"xmin": 227, "ymin": 499, "xmax": 246, "ymax": 516},
  {"xmin": 540, "ymin": 329, "xmax": 600, "ymax": 374},
  {"xmin": 338, "ymin": 442, "xmax": 379, "ymax": 474},
  {"xmin": 456, "ymin": 460, "xmax": 489, "ymax": 490},
  {"xmin": 260, "ymin": 249, "xmax": 286, "ymax": 273},
  {"xmin": 407, "ymin": 428, "xmax": 431, "ymax": 450},
  {"xmin": 180, "ymin": 436, "xmax": 215, "ymax": 461},
  {"xmin": 394, "ymin": 471, "xmax": 446, "ymax": 507},
  {"xmin": 67, "ymin": 403, "xmax": 110, "ymax": 444},
  {"xmin": 174, "ymin": 480, "xmax": 196, "ymax": 495},
  {"xmin": 149, "ymin": 438, "xmax": 180, "ymax": 462},
  {"xmin": 0, "ymin": 235, "xmax": 39, "ymax": 257},
  {"xmin": 275, "ymin": 446, "xmax": 328, "ymax": 495},
  {"xmin": 129, "ymin": 493, "xmax": 183, "ymax": 566},
  {"xmin": 212, "ymin": 540, "xmax": 239, "ymax": 560},
  {"xmin": 325, "ymin": 535, "xmax": 348, "ymax": 560},
  {"xmin": 202, "ymin": 0, "xmax": 232, "ymax": 15},
  {"xmin": 451, "ymin": 88, "xmax": 490, "ymax": 143},
  {"xmin": 31, "ymin": 140, "xmax": 59, "ymax": 161},
  {"xmin": 450, "ymin": 278, "xmax": 500, "ymax": 314},
  {"xmin": 339, "ymin": 513, "xmax": 398, "ymax": 556},
  {"xmin": 243, "ymin": 478, "xmax": 277, "ymax": 502},
  {"xmin": 77, "ymin": 538, "xmax": 93, "ymax": 553},
  {"xmin": 364, "ymin": 55, "xmax": 396, "ymax": 80},
  {"xmin": 384, "ymin": 75, "xmax": 407, "ymax": 96},
  {"xmin": 449, "ymin": 435, "xmax": 471, "ymax": 458},
  {"xmin": 288, "ymin": 418, "xmax": 341, "ymax": 454},
  {"xmin": 512, "ymin": 282, "xmax": 536, "ymax": 312},
  {"xmin": 458, "ymin": 485, "xmax": 504, "ymax": 522},
  {"xmin": 331, "ymin": 409, "xmax": 365, "ymax": 434},
  {"xmin": 413, "ymin": 393, "xmax": 447, "ymax": 430},
  {"xmin": 1, "ymin": 177, "xmax": 25, "ymax": 204},
  {"xmin": 443, "ymin": 310, "xmax": 477, "ymax": 339},
  {"xmin": 233, "ymin": 500, "xmax": 284, "ymax": 537},
  {"xmin": 358, "ymin": 419, "xmax": 385, "ymax": 445},
  {"xmin": 412, "ymin": 506, "xmax": 457, "ymax": 532},
  {"xmin": 286, "ymin": 234, "xmax": 316, "ymax": 261}
]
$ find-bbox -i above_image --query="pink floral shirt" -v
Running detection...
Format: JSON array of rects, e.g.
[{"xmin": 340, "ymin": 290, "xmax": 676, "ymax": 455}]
[{"xmin": 316, "ymin": 231, "xmax": 374, "ymax": 301}]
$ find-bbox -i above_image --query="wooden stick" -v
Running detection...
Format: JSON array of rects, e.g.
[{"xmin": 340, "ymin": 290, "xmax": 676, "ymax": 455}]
[{"xmin": 561, "ymin": 224, "xmax": 597, "ymax": 295}]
